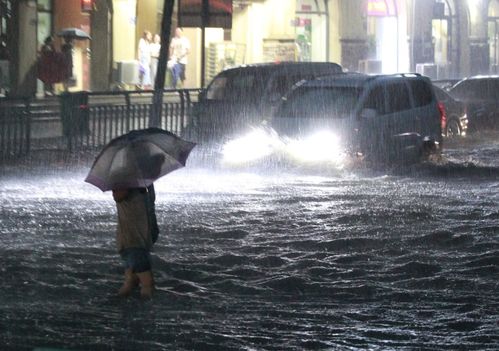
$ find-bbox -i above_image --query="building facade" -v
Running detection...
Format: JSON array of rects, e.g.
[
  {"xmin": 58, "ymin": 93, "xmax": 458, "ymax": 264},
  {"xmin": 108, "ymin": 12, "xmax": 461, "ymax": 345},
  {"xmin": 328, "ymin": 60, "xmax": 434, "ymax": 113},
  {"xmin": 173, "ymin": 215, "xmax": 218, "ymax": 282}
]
[{"xmin": 2, "ymin": 0, "xmax": 499, "ymax": 97}]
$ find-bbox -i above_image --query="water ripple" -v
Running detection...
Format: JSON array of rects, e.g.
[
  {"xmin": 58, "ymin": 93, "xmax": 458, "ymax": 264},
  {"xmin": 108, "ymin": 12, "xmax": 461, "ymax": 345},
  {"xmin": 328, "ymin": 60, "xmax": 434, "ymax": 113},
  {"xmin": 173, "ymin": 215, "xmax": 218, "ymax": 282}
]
[{"xmin": 0, "ymin": 164, "xmax": 498, "ymax": 350}]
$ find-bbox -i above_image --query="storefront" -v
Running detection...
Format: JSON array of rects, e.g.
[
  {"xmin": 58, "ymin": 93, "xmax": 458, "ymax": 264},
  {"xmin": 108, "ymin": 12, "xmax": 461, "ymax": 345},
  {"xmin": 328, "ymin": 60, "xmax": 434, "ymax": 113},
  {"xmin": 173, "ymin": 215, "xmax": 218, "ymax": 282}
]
[{"xmin": 5, "ymin": 0, "xmax": 499, "ymax": 97}]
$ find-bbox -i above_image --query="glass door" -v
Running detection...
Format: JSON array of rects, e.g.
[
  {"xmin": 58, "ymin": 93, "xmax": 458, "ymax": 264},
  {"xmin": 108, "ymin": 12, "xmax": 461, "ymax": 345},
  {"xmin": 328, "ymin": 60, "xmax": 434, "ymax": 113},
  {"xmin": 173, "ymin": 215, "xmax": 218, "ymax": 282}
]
[
  {"xmin": 432, "ymin": 18, "xmax": 448, "ymax": 65},
  {"xmin": 295, "ymin": 0, "xmax": 327, "ymax": 62},
  {"xmin": 36, "ymin": 0, "xmax": 54, "ymax": 96},
  {"xmin": 37, "ymin": 0, "xmax": 53, "ymax": 47},
  {"xmin": 0, "ymin": 0, "xmax": 12, "ymax": 95},
  {"xmin": 488, "ymin": 1, "xmax": 499, "ymax": 73},
  {"xmin": 488, "ymin": 19, "xmax": 499, "ymax": 73}
]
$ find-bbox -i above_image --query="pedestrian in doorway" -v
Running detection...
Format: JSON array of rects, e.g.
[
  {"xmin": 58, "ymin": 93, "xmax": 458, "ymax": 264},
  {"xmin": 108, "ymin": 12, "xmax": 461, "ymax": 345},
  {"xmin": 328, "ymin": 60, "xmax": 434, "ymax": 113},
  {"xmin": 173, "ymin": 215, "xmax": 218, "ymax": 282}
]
[
  {"xmin": 169, "ymin": 28, "xmax": 190, "ymax": 88},
  {"xmin": 138, "ymin": 30, "xmax": 152, "ymax": 89},
  {"xmin": 0, "ymin": 34, "xmax": 9, "ymax": 96},
  {"xmin": 0, "ymin": 34, "xmax": 10, "ymax": 61},
  {"xmin": 61, "ymin": 36, "xmax": 74, "ymax": 91},
  {"xmin": 38, "ymin": 36, "xmax": 67, "ymax": 96},
  {"xmin": 40, "ymin": 36, "xmax": 56, "ymax": 96},
  {"xmin": 150, "ymin": 34, "xmax": 161, "ymax": 86}
]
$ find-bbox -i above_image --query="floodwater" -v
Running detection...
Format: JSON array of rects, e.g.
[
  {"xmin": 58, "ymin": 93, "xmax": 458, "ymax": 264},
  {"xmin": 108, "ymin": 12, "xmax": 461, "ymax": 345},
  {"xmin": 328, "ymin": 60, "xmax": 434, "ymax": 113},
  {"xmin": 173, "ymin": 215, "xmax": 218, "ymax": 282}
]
[{"xmin": 1, "ymin": 132, "xmax": 498, "ymax": 350}]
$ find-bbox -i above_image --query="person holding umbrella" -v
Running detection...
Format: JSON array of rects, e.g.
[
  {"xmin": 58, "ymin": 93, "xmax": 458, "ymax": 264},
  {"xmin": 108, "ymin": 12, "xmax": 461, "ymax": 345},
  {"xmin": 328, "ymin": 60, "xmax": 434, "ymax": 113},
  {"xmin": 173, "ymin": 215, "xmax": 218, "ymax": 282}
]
[
  {"xmin": 85, "ymin": 128, "xmax": 196, "ymax": 299},
  {"xmin": 56, "ymin": 28, "xmax": 91, "ymax": 91},
  {"xmin": 61, "ymin": 36, "xmax": 74, "ymax": 91},
  {"xmin": 112, "ymin": 152, "xmax": 165, "ymax": 299}
]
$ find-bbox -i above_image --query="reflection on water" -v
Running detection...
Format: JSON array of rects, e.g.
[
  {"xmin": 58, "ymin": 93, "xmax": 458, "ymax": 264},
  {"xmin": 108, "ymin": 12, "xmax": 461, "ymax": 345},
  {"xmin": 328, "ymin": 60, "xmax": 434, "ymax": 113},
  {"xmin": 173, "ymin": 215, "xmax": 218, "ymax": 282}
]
[{"xmin": 0, "ymin": 134, "xmax": 498, "ymax": 350}]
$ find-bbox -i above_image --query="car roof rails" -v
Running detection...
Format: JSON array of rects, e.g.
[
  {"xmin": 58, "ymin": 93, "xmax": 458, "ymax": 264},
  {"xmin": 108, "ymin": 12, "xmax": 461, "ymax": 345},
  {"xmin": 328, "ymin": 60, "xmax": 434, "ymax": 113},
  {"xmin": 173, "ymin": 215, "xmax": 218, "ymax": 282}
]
[{"xmin": 377, "ymin": 73, "xmax": 422, "ymax": 78}]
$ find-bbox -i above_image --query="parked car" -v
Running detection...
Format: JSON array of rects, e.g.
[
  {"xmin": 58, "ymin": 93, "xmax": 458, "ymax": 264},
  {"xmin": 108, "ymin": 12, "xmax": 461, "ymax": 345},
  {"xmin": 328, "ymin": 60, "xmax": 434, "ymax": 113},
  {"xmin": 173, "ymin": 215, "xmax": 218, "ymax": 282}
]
[
  {"xmin": 432, "ymin": 85, "xmax": 468, "ymax": 137},
  {"xmin": 185, "ymin": 62, "xmax": 343, "ymax": 144},
  {"xmin": 265, "ymin": 73, "xmax": 444, "ymax": 164},
  {"xmin": 432, "ymin": 79, "xmax": 461, "ymax": 91},
  {"xmin": 447, "ymin": 75, "xmax": 499, "ymax": 133}
]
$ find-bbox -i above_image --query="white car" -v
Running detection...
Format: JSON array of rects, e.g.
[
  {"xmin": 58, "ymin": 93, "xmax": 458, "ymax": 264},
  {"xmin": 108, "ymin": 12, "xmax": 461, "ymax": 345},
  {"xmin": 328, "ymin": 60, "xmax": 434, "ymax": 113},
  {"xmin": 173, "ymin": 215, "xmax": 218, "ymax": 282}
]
[
  {"xmin": 222, "ymin": 73, "xmax": 444, "ymax": 166},
  {"xmin": 268, "ymin": 73, "xmax": 444, "ymax": 164}
]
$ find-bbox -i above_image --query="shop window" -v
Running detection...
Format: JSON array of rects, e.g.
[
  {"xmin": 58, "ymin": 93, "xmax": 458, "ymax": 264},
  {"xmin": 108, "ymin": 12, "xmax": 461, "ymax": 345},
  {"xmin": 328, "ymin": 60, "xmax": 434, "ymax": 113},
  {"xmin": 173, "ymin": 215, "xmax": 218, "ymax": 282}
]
[
  {"xmin": 37, "ymin": 0, "xmax": 53, "ymax": 48},
  {"xmin": 365, "ymin": 0, "xmax": 398, "ymax": 73},
  {"xmin": 432, "ymin": 1, "xmax": 451, "ymax": 66},
  {"xmin": 0, "ymin": 0, "xmax": 12, "ymax": 38},
  {"xmin": 488, "ymin": 1, "xmax": 499, "ymax": 72},
  {"xmin": 294, "ymin": 0, "xmax": 327, "ymax": 62},
  {"xmin": 0, "ymin": 0, "xmax": 11, "ymax": 95},
  {"xmin": 37, "ymin": 0, "xmax": 52, "ymax": 11}
]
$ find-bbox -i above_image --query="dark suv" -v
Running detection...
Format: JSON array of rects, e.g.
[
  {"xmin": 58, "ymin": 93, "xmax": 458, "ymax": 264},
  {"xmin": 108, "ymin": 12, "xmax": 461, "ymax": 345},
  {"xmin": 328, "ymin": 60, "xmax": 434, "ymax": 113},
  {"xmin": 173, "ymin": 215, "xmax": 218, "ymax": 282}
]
[
  {"xmin": 186, "ymin": 62, "xmax": 343, "ymax": 143},
  {"xmin": 448, "ymin": 76, "xmax": 499, "ymax": 132},
  {"xmin": 269, "ymin": 73, "xmax": 443, "ymax": 163}
]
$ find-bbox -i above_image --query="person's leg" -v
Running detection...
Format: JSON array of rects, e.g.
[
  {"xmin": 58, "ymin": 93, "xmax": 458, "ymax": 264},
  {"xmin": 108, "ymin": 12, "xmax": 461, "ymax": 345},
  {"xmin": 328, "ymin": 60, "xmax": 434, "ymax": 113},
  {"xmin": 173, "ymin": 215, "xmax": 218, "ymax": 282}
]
[
  {"xmin": 171, "ymin": 64, "xmax": 179, "ymax": 88},
  {"xmin": 151, "ymin": 58, "xmax": 158, "ymax": 85},
  {"xmin": 127, "ymin": 248, "xmax": 155, "ymax": 299},
  {"xmin": 143, "ymin": 65, "xmax": 152, "ymax": 89},
  {"xmin": 136, "ymin": 270, "xmax": 154, "ymax": 299},
  {"xmin": 179, "ymin": 63, "xmax": 186, "ymax": 86},
  {"xmin": 118, "ymin": 249, "xmax": 139, "ymax": 296},
  {"xmin": 118, "ymin": 268, "xmax": 138, "ymax": 297}
]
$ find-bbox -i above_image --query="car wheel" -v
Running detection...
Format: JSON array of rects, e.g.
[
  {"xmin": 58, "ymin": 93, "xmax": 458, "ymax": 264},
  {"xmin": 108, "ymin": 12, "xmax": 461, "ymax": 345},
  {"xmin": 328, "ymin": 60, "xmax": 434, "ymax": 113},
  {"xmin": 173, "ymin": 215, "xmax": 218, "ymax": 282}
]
[{"xmin": 445, "ymin": 119, "xmax": 461, "ymax": 137}]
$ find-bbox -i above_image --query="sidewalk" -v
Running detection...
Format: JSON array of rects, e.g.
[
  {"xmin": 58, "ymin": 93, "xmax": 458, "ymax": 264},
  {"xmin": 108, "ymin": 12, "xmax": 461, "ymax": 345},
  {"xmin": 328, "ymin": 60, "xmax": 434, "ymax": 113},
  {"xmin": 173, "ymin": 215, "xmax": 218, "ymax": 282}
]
[{"xmin": 1, "ymin": 147, "xmax": 96, "ymax": 172}]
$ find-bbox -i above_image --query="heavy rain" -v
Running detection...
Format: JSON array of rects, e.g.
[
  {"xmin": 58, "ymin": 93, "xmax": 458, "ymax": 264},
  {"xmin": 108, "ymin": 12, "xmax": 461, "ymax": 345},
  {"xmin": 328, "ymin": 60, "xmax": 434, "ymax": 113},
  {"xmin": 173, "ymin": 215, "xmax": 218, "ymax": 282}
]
[{"xmin": 1, "ymin": 0, "xmax": 499, "ymax": 350}]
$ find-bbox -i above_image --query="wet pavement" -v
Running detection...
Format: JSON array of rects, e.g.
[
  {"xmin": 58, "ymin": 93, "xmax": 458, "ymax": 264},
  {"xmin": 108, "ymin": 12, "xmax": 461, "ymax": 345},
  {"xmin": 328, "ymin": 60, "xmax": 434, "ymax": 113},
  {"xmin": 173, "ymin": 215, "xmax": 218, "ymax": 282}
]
[{"xmin": 0, "ymin": 132, "xmax": 498, "ymax": 350}]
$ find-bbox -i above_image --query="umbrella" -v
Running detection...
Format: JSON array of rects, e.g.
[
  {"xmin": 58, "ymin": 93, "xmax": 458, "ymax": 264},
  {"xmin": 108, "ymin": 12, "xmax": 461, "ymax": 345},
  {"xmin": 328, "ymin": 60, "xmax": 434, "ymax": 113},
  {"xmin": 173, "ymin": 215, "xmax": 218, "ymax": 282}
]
[
  {"xmin": 57, "ymin": 28, "xmax": 92, "ymax": 40},
  {"xmin": 85, "ymin": 128, "xmax": 196, "ymax": 192}
]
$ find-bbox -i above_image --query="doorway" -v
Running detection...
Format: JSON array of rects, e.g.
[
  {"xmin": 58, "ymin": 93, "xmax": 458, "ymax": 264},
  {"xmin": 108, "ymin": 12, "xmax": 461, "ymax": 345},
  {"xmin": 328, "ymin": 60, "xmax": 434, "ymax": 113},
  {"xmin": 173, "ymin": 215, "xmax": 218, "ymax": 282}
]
[{"xmin": 488, "ymin": 1, "xmax": 499, "ymax": 73}]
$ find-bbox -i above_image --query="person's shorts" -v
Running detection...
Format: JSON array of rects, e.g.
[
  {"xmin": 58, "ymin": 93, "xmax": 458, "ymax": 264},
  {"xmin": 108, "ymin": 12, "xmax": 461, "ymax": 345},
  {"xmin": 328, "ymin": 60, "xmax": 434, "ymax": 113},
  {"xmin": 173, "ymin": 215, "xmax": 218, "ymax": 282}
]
[{"xmin": 120, "ymin": 248, "xmax": 151, "ymax": 273}]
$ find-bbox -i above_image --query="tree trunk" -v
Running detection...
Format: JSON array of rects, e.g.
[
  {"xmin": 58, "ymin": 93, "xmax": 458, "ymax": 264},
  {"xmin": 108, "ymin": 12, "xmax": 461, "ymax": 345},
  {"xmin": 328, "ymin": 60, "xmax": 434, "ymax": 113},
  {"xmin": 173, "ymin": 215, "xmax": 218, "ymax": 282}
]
[{"xmin": 149, "ymin": 0, "xmax": 175, "ymax": 128}]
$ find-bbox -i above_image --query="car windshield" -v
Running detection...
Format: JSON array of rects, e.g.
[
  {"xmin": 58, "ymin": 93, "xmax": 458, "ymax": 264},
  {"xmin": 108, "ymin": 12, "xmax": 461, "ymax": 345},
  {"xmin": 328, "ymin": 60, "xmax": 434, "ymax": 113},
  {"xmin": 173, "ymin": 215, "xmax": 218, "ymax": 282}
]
[
  {"xmin": 450, "ymin": 79, "xmax": 499, "ymax": 100},
  {"xmin": 206, "ymin": 76, "xmax": 228, "ymax": 100},
  {"xmin": 278, "ymin": 86, "xmax": 362, "ymax": 118},
  {"xmin": 206, "ymin": 71, "xmax": 265, "ymax": 101}
]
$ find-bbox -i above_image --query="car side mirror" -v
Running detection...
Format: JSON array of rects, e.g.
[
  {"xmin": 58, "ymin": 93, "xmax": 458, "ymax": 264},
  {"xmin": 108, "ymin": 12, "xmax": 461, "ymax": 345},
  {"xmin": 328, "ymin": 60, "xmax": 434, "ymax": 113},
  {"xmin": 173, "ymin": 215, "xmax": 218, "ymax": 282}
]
[{"xmin": 360, "ymin": 108, "xmax": 377, "ymax": 119}]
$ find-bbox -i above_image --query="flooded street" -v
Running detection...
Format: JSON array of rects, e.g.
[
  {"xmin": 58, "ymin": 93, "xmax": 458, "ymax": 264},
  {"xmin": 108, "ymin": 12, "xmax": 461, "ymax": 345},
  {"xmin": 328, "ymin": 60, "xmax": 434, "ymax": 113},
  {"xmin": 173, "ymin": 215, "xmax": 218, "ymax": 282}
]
[{"xmin": 1, "ymin": 133, "xmax": 498, "ymax": 350}]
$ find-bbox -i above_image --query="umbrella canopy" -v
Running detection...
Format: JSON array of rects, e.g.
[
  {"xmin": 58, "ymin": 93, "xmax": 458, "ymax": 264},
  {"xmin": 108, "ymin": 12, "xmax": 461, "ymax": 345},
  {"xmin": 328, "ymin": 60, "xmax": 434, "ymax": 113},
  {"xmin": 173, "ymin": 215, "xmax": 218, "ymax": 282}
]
[
  {"xmin": 85, "ymin": 128, "xmax": 196, "ymax": 192},
  {"xmin": 57, "ymin": 28, "xmax": 91, "ymax": 40}
]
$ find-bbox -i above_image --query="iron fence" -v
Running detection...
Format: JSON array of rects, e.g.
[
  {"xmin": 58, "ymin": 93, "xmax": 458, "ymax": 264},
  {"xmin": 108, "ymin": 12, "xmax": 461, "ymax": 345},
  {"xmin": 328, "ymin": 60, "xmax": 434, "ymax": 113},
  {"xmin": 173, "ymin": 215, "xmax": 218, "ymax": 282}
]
[
  {"xmin": 0, "ymin": 89, "xmax": 201, "ymax": 160},
  {"xmin": 0, "ymin": 98, "xmax": 31, "ymax": 159},
  {"xmin": 64, "ymin": 89, "xmax": 200, "ymax": 151}
]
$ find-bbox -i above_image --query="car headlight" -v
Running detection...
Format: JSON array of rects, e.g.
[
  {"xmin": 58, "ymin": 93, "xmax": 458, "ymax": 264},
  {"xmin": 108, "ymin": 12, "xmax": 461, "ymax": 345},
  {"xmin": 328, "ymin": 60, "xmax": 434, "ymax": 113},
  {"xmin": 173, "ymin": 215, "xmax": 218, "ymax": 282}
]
[
  {"xmin": 285, "ymin": 131, "xmax": 344, "ymax": 164},
  {"xmin": 222, "ymin": 127, "xmax": 283, "ymax": 164}
]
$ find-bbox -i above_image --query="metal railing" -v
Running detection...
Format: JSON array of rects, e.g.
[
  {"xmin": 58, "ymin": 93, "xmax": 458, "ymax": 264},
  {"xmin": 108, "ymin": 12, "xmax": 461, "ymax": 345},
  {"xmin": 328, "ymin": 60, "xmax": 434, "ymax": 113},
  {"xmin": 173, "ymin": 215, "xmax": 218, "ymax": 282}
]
[
  {"xmin": 0, "ymin": 89, "xmax": 201, "ymax": 160},
  {"xmin": 0, "ymin": 98, "xmax": 31, "ymax": 159}
]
